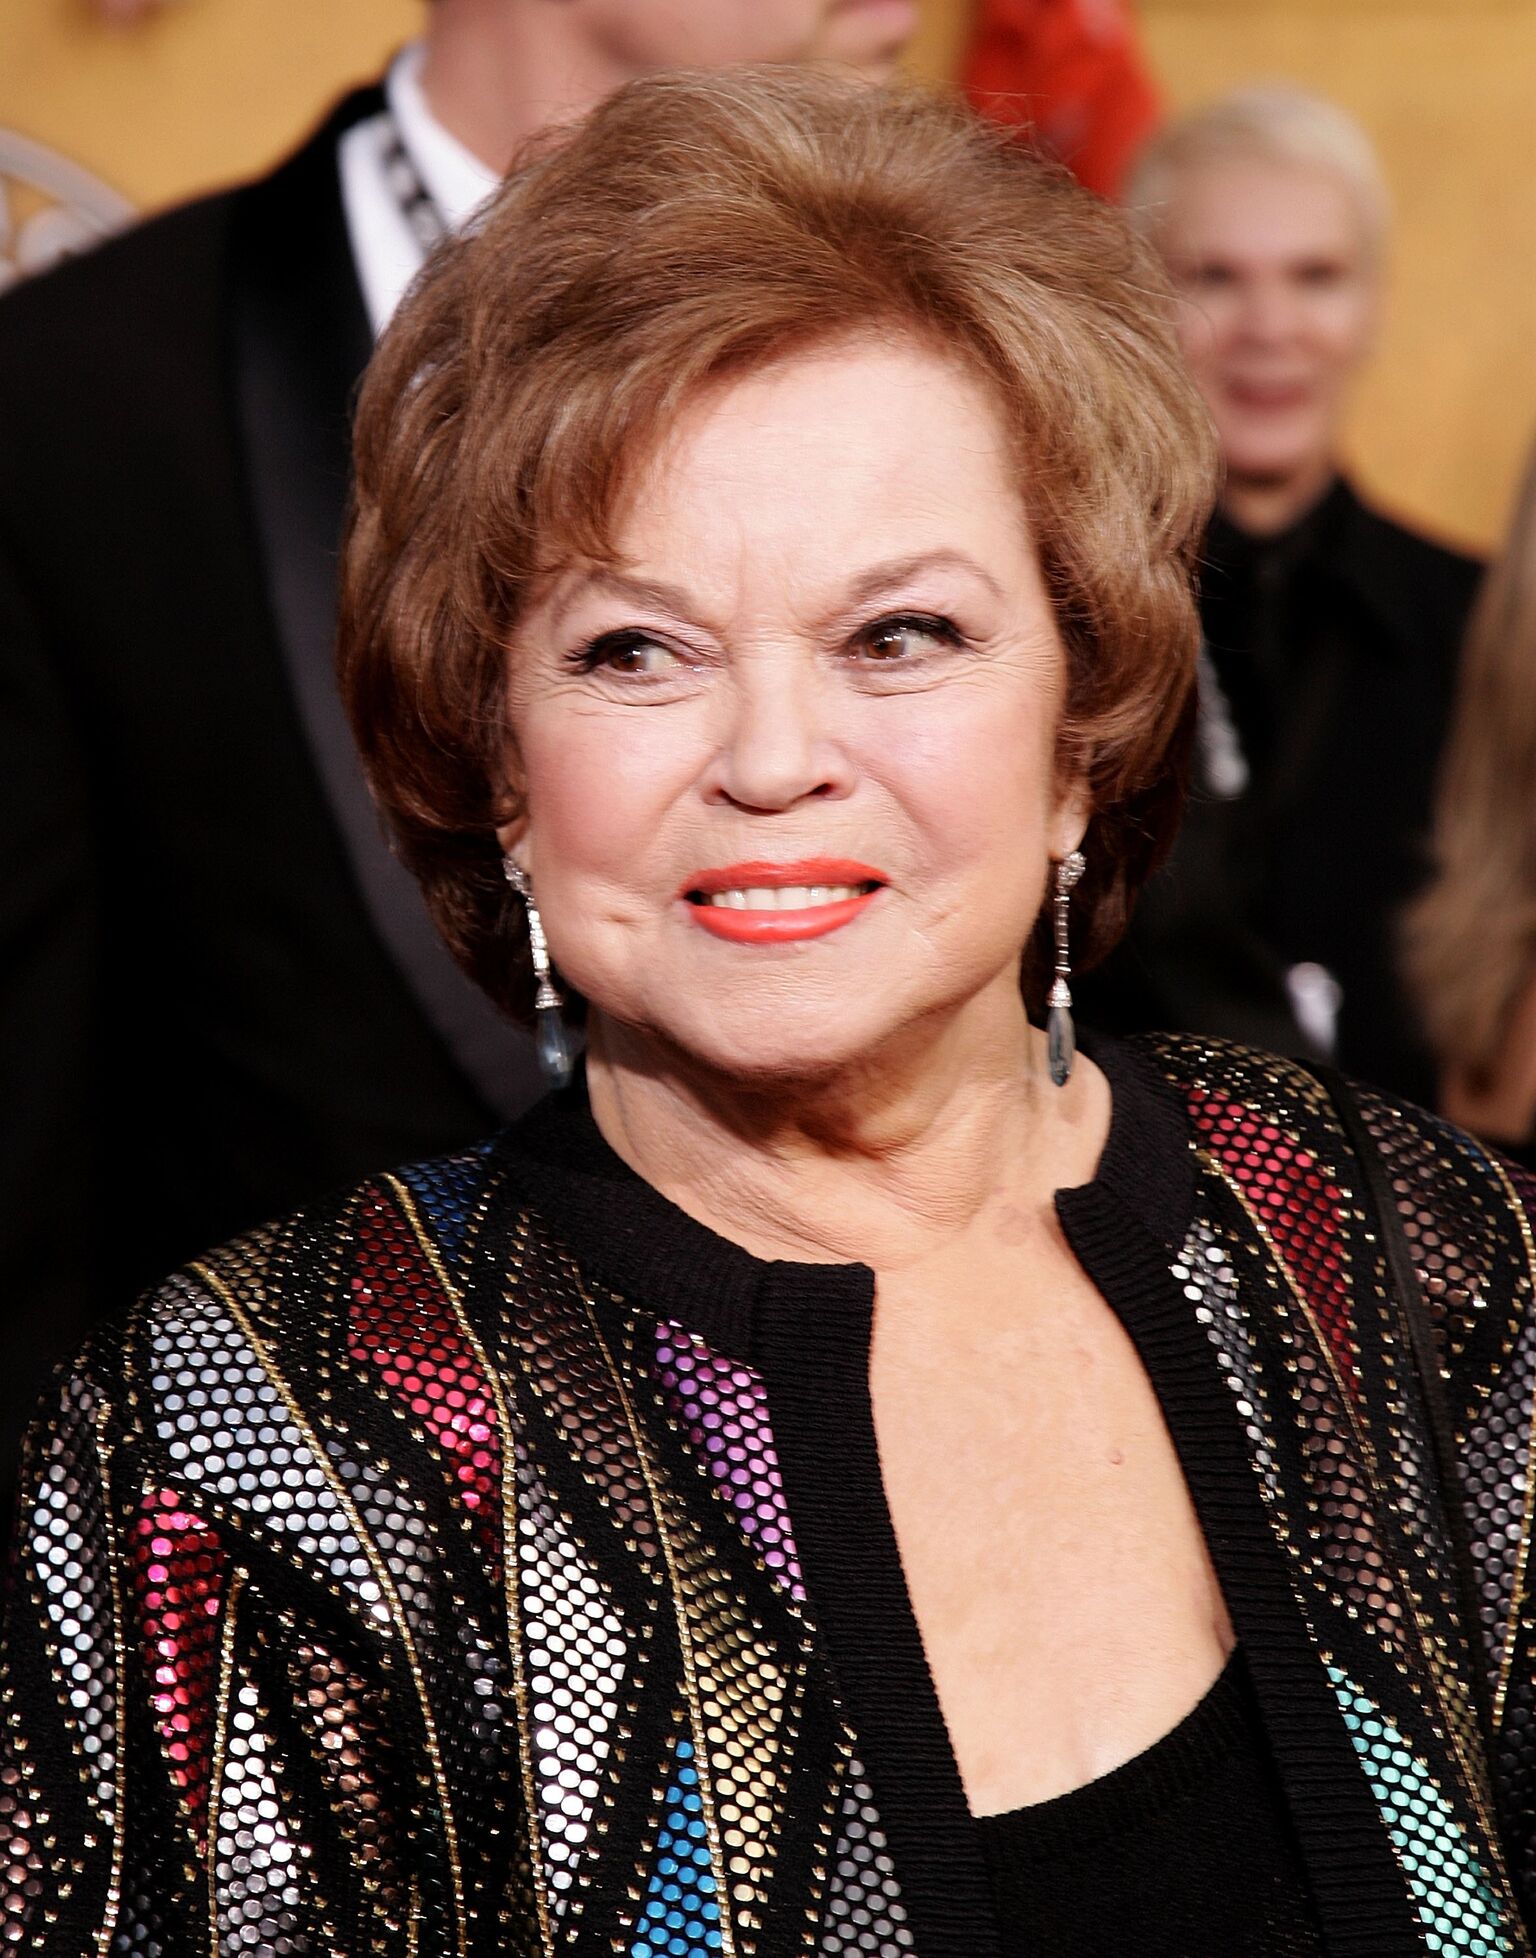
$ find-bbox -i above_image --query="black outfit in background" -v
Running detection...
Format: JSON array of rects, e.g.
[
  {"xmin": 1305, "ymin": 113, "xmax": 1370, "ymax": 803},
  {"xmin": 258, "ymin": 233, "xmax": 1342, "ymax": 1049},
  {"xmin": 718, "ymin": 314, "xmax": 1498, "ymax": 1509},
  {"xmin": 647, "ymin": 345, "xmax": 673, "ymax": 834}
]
[
  {"xmin": 1083, "ymin": 478, "xmax": 1483, "ymax": 1104},
  {"xmin": 0, "ymin": 93, "xmax": 540, "ymax": 1505},
  {"xmin": 977, "ymin": 1648, "xmax": 1322, "ymax": 1955}
]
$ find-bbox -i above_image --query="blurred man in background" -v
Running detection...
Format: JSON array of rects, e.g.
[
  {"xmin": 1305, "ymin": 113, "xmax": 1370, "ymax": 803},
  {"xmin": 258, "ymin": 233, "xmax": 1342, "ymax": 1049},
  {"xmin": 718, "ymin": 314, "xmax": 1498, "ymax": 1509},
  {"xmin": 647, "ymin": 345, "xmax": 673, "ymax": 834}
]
[
  {"xmin": 0, "ymin": 0, "xmax": 917, "ymax": 1507},
  {"xmin": 1084, "ymin": 87, "xmax": 1482, "ymax": 1099}
]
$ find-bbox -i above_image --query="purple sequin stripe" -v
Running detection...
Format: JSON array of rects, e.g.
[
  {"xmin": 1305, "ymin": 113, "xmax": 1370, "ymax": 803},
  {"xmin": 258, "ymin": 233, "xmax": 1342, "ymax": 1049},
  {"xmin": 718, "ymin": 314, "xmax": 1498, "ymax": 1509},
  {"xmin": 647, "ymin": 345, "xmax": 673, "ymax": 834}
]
[{"xmin": 654, "ymin": 1322, "xmax": 807, "ymax": 1602}]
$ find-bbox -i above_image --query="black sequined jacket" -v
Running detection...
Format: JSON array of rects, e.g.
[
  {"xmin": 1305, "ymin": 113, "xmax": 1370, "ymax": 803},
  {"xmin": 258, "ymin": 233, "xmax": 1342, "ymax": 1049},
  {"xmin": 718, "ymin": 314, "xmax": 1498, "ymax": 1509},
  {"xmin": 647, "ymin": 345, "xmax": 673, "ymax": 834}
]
[{"xmin": 7, "ymin": 1034, "xmax": 1536, "ymax": 1957}]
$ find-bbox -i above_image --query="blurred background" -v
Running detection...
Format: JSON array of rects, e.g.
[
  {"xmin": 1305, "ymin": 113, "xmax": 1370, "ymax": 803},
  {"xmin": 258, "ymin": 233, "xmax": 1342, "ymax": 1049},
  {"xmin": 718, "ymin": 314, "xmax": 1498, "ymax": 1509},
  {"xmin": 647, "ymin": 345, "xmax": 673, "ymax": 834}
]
[{"xmin": 3, "ymin": 0, "xmax": 1531, "ymax": 551}]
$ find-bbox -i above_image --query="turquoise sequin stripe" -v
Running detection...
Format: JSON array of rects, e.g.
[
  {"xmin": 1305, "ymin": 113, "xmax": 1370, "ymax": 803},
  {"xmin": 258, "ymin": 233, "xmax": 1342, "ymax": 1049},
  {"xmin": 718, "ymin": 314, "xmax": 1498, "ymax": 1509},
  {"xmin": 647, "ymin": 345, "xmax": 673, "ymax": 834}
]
[
  {"xmin": 1328, "ymin": 1667, "xmax": 1513, "ymax": 1956},
  {"xmin": 631, "ymin": 1738, "xmax": 724, "ymax": 1957}
]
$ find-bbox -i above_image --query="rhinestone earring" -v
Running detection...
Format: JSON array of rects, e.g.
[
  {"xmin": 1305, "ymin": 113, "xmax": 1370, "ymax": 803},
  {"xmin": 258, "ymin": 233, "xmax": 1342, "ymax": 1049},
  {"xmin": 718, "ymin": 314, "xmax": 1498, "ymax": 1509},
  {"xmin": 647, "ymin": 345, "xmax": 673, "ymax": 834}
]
[
  {"xmin": 1047, "ymin": 849, "xmax": 1086, "ymax": 1088},
  {"xmin": 502, "ymin": 856, "xmax": 574, "ymax": 1089}
]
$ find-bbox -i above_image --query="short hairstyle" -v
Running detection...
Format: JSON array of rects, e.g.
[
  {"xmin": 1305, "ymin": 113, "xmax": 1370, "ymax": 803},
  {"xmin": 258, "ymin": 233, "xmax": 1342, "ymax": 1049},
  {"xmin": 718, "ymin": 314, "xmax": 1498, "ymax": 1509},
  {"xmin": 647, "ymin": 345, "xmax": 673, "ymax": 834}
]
[
  {"xmin": 341, "ymin": 66, "xmax": 1217, "ymax": 1022},
  {"xmin": 1127, "ymin": 86, "xmax": 1392, "ymax": 261}
]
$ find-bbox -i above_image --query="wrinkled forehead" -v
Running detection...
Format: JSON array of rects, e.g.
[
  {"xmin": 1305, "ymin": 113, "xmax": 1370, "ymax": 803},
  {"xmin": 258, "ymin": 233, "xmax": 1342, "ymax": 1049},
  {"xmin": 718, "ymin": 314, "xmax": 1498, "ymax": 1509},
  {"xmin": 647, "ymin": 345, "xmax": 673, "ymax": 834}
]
[{"xmin": 519, "ymin": 335, "xmax": 1035, "ymax": 621}]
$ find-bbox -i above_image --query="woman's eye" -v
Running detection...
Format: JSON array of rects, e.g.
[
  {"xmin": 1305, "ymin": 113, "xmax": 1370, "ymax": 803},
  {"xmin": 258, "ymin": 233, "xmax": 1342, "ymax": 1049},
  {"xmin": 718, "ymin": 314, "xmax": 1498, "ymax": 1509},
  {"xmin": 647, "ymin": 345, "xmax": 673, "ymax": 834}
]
[
  {"xmin": 575, "ymin": 630, "xmax": 686, "ymax": 676},
  {"xmin": 1294, "ymin": 260, "xmax": 1347, "ymax": 291},
  {"xmin": 853, "ymin": 614, "xmax": 962, "ymax": 663}
]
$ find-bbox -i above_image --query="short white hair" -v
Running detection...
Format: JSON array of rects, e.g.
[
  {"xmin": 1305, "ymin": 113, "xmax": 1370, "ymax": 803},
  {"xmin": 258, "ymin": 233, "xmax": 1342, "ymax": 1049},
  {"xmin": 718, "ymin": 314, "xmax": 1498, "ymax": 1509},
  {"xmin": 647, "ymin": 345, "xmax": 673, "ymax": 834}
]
[{"xmin": 1126, "ymin": 85, "xmax": 1392, "ymax": 260}]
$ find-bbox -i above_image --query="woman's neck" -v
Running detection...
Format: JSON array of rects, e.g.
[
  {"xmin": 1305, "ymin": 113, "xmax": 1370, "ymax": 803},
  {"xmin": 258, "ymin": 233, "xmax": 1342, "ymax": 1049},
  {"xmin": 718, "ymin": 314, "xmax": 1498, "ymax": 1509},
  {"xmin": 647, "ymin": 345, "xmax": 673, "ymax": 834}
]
[
  {"xmin": 584, "ymin": 998, "xmax": 1111, "ymax": 1271},
  {"xmin": 1219, "ymin": 456, "xmax": 1338, "ymax": 541}
]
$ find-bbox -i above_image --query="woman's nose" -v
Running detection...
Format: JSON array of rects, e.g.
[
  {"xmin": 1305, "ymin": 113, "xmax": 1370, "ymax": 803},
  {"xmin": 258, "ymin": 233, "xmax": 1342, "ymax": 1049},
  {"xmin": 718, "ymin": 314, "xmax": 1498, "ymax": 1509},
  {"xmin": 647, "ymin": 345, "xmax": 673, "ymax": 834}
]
[
  {"xmin": 705, "ymin": 654, "xmax": 856, "ymax": 812},
  {"xmin": 1233, "ymin": 278, "xmax": 1300, "ymax": 346}
]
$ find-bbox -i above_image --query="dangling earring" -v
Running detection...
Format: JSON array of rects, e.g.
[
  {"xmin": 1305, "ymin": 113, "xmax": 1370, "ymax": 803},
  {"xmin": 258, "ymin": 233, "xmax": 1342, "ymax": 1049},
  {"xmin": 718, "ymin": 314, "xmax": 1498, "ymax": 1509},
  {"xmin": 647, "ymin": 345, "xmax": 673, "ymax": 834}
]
[
  {"xmin": 502, "ymin": 857, "xmax": 574, "ymax": 1089},
  {"xmin": 1047, "ymin": 849, "xmax": 1086, "ymax": 1088}
]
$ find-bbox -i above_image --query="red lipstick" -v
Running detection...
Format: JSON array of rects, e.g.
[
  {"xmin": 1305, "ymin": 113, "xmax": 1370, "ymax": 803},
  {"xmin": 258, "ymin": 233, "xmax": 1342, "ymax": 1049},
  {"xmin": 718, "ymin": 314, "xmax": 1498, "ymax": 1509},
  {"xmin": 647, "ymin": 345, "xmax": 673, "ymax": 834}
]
[{"xmin": 681, "ymin": 859, "xmax": 887, "ymax": 944}]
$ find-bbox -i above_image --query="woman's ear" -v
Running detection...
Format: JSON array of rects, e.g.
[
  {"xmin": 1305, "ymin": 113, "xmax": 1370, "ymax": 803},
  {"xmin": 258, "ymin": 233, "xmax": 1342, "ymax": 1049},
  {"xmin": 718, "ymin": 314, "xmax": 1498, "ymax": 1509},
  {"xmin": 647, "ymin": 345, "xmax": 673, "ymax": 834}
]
[
  {"xmin": 492, "ymin": 748, "xmax": 530, "ymax": 870},
  {"xmin": 1048, "ymin": 759, "xmax": 1093, "ymax": 867},
  {"xmin": 494, "ymin": 814, "xmax": 528, "ymax": 875}
]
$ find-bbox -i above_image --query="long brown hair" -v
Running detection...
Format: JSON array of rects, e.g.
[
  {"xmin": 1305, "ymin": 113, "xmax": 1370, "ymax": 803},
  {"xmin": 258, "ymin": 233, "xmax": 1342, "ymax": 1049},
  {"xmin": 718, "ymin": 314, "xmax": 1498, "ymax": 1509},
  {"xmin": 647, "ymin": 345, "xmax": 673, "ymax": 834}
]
[{"xmin": 1406, "ymin": 444, "xmax": 1536, "ymax": 1082}]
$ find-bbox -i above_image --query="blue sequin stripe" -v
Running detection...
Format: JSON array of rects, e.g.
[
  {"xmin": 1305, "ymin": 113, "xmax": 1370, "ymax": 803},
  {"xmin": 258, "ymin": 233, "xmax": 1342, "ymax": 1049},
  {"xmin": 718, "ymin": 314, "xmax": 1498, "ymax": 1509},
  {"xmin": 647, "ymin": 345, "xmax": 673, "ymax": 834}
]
[
  {"xmin": 631, "ymin": 1738, "xmax": 724, "ymax": 1957},
  {"xmin": 394, "ymin": 1141, "xmax": 495, "ymax": 1263},
  {"xmin": 1327, "ymin": 1666, "xmax": 1512, "ymax": 1956}
]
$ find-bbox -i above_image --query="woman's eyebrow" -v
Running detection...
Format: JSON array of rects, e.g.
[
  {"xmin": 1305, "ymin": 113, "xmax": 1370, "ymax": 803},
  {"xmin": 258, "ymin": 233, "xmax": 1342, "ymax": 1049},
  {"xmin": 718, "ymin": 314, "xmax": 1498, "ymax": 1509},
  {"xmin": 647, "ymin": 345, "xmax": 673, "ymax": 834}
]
[
  {"xmin": 839, "ymin": 549, "xmax": 1005, "ymax": 608},
  {"xmin": 548, "ymin": 551, "xmax": 1003, "ymax": 634},
  {"xmin": 548, "ymin": 567, "xmax": 703, "ymax": 632}
]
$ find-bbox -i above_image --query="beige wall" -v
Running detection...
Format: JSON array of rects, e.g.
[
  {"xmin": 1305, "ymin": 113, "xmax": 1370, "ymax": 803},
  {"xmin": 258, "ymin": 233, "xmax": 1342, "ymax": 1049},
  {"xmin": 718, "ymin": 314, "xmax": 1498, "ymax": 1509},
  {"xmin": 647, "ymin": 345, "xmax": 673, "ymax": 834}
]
[
  {"xmin": 0, "ymin": 2, "xmax": 418, "ymax": 210},
  {"xmin": 1, "ymin": 0, "xmax": 1528, "ymax": 548},
  {"xmin": 1141, "ymin": 0, "xmax": 1536, "ymax": 553}
]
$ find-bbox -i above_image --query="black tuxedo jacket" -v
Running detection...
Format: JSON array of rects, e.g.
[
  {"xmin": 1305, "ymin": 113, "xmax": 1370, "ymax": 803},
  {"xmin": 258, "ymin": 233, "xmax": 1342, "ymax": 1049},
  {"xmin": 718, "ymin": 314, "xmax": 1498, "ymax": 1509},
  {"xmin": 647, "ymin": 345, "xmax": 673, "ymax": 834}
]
[
  {"xmin": 0, "ymin": 90, "xmax": 541, "ymax": 1492},
  {"xmin": 1082, "ymin": 480, "xmax": 1483, "ymax": 1104}
]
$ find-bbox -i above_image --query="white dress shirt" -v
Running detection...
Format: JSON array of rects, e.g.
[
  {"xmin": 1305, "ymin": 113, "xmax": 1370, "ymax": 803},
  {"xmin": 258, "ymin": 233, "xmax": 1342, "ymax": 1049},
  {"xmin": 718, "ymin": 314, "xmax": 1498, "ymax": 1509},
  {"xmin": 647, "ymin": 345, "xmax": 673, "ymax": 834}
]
[{"xmin": 338, "ymin": 43, "xmax": 499, "ymax": 336}]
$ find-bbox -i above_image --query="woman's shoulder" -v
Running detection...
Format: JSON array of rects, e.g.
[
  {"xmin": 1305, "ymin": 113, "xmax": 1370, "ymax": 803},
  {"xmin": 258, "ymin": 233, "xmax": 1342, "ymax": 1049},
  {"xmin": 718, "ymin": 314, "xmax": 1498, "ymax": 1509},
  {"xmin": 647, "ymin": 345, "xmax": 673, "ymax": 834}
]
[
  {"xmin": 1127, "ymin": 1029, "xmax": 1536, "ymax": 1324},
  {"xmin": 26, "ymin": 1135, "xmax": 566, "ymax": 1546},
  {"xmin": 1130, "ymin": 1027, "xmax": 1528, "ymax": 1187},
  {"xmin": 143, "ymin": 1129, "xmax": 582, "ymax": 1348},
  {"xmin": 66, "ymin": 1133, "xmax": 570, "ymax": 1459}
]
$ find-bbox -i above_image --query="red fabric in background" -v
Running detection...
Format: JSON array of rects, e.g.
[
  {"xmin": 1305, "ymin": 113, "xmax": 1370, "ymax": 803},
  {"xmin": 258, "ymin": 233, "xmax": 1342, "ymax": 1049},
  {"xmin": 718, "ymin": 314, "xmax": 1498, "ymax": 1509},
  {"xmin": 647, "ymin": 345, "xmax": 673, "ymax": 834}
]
[{"xmin": 962, "ymin": 0, "xmax": 1161, "ymax": 200}]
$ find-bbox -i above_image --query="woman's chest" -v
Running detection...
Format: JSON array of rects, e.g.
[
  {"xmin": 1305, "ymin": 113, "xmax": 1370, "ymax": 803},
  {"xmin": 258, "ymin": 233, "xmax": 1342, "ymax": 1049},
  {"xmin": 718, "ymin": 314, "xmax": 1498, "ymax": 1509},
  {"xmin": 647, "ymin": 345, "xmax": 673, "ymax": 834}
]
[{"xmin": 868, "ymin": 1253, "xmax": 1233, "ymax": 1813}]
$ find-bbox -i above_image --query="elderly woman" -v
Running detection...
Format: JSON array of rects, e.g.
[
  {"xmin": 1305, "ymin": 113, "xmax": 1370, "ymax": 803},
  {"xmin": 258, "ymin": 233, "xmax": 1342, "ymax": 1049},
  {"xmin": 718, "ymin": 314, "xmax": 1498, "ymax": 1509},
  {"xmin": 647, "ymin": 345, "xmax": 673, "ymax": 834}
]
[{"xmin": 5, "ymin": 70, "xmax": 1534, "ymax": 1958}]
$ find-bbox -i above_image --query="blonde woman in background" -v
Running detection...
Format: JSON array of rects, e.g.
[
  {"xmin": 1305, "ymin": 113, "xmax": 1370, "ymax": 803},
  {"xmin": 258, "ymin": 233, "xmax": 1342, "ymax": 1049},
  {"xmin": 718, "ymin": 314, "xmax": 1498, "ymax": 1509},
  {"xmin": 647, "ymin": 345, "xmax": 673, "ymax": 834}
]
[
  {"xmin": 1408, "ymin": 445, "xmax": 1536, "ymax": 1162},
  {"xmin": 1085, "ymin": 88, "xmax": 1484, "ymax": 1103}
]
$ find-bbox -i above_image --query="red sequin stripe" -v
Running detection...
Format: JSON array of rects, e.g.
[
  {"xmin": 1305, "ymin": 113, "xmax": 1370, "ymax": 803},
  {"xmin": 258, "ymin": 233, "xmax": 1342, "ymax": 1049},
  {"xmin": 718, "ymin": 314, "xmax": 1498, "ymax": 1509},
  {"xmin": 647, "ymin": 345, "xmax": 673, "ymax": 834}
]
[
  {"xmin": 347, "ymin": 1186, "xmax": 503, "ymax": 1561},
  {"xmin": 131, "ymin": 1487, "xmax": 226, "ymax": 1852},
  {"xmin": 1189, "ymin": 1091, "xmax": 1362, "ymax": 1400}
]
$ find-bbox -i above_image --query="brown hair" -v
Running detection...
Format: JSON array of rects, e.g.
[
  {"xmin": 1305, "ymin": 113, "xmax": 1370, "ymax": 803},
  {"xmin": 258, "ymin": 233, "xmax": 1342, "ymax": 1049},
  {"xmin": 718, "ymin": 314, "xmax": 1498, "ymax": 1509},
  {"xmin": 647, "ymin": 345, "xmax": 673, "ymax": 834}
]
[
  {"xmin": 1406, "ymin": 449, "xmax": 1536, "ymax": 1082},
  {"xmin": 340, "ymin": 65, "xmax": 1217, "ymax": 1020}
]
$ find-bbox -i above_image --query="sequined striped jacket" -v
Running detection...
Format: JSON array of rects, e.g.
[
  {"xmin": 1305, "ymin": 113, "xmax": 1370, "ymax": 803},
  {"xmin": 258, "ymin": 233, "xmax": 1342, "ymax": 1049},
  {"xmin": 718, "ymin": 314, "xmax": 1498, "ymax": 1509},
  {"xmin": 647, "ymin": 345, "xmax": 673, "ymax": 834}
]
[{"xmin": 7, "ymin": 1034, "xmax": 1536, "ymax": 1957}]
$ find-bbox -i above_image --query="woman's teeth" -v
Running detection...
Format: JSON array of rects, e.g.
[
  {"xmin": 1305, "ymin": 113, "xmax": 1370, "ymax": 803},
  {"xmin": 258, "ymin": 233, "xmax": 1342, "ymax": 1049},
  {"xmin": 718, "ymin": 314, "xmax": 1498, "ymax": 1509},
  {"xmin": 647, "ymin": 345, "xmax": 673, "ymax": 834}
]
[{"xmin": 701, "ymin": 884, "xmax": 869, "ymax": 910}]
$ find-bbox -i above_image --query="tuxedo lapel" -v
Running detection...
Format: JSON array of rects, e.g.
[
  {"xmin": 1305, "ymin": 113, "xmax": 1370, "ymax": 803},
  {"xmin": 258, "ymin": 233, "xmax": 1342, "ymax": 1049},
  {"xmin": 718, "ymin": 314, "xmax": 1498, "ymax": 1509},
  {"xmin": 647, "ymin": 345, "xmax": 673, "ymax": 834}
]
[{"xmin": 227, "ymin": 90, "xmax": 541, "ymax": 1122}]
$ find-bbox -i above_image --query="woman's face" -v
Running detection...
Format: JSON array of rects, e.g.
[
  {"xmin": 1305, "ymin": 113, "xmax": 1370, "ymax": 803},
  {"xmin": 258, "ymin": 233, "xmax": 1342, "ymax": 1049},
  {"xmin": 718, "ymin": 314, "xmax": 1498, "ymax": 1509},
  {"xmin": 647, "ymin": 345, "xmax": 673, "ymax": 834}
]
[
  {"xmin": 503, "ymin": 339, "xmax": 1087, "ymax": 1084},
  {"xmin": 1159, "ymin": 159, "xmax": 1379, "ymax": 501}
]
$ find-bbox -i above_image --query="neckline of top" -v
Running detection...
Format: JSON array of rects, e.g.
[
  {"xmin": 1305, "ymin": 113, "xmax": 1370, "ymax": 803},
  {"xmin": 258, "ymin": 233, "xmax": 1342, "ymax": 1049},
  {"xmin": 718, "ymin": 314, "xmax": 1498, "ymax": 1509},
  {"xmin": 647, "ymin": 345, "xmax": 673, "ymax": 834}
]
[
  {"xmin": 970, "ymin": 1643, "xmax": 1249, "ymax": 1858},
  {"xmin": 490, "ymin": 1028, "xmax": 1197, "ymax": 1357}
]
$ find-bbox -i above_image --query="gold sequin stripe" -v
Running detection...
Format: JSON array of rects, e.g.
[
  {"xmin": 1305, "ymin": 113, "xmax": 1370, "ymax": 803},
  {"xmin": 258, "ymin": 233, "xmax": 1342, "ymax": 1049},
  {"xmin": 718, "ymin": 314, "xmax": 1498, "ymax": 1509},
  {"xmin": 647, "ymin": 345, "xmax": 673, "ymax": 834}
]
[
  {"xmin": 1481, "ymin": 1151, "xmax": 1536, "ymax": 1732},
  {"xmin": 1205, "ymin": 1154, "xmax": 1383, "ymax": 1486},
  {"xmin": 205, "ymin": 1569, "xmax": 245, "ymax": 1956},
  {"xmin": 801, "ymin": 1728, "xmax": 860, "ymax": 1958},
  {"xmin": 584, "ymin": 1298, "xmax": 740, "ymax": 1958},
  {"xmin": 193, "ymin": 1263, "xmax": 471, "ymax": 1958},
  {"xmin": 387, "ymin": 1176, "xmax": 555, "ymax": 1958},
  {"xmin": 92, "ymin": 1394, "xmax": 129, "ymax": 1958},
  {"xmin": 406, "ymin": 1873, "xmax": 421, "ymax": 1958}
]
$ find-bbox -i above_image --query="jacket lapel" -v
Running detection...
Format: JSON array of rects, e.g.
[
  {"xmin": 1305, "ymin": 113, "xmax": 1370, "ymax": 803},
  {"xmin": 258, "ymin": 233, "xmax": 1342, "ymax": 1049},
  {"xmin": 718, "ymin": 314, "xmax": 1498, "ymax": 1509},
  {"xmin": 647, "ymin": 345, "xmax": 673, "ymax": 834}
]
[{"xmin": 226, "ymin": 90, "xmax": 542, "ymax": 1121}]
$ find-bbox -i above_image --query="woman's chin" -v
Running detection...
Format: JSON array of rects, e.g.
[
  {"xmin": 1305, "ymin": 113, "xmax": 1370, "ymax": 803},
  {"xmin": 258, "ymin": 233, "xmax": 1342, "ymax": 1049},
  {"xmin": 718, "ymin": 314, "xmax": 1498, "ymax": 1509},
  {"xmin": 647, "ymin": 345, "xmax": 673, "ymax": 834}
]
[
  {"xmin": 606, "ymin": 998, "xmax": 908, "ymax": 1091},
  {"xmin": 685, "ymin": 1026, "xmax": 882, "ymax": 1089}
]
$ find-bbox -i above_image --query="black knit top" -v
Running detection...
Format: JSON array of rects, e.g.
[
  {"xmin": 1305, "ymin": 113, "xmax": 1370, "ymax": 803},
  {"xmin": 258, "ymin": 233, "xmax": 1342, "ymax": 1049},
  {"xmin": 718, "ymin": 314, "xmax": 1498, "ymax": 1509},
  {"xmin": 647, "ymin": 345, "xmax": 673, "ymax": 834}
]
[
  {"xmin": 6, "ymin": 1033, "xmax": 1536, "ymax": 1955},
  {"xmin": 976, "ymin": 1645, "xmax": 1323, "ymax": 1953}
]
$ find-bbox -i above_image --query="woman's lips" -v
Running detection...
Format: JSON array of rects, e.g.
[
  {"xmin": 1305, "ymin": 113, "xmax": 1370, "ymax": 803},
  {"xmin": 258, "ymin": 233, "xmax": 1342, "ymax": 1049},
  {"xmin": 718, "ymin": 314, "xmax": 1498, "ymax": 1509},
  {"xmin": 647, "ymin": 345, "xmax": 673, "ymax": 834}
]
[
  {"xmin": 690, "ymin": 892, "xmax": 880, "ymax": 943},
  {"xmin": 1225, "ymin": 379, "xmax": 1313, "ymax": 412},
  {"xmin": 681, "ymin": 859, "xmax": 886, "ymax": 944}
]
